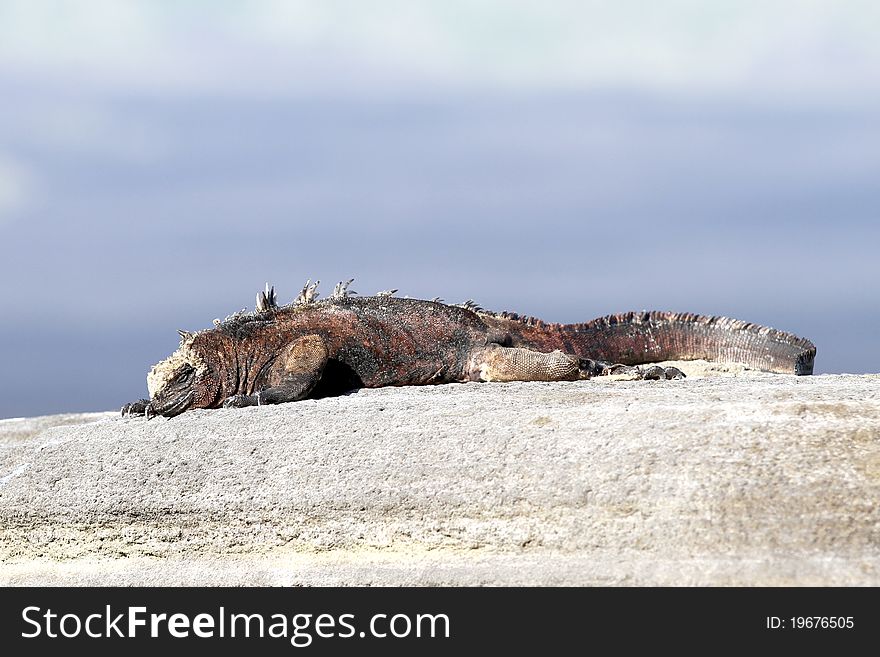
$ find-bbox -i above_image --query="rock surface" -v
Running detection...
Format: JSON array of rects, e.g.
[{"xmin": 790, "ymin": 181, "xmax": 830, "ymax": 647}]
[{"xmin": 1, "ymin": 363, "xmax": 879, "ymax": 585}]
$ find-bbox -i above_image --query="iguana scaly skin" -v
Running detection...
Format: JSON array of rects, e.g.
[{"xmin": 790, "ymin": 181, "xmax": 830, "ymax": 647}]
[{"xmin": 122, "ymin": 280, "xmax": 816, "ymax": 418}]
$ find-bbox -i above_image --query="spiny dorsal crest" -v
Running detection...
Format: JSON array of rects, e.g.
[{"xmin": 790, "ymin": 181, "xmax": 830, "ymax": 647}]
[
  {"xmin": 331, "ymin": 278, "xmax": 357, "ymax": 299},
  {"xmin": 295, "ymin": 279, "xmax": 320, "ymax": 305},
  {"xmin": 256, "ymin": 282, "xmax": 278, "ymax": 313},
  {"xmin": 489, "ymin": 310, "xmax": 545, "ymax": 327},
  {"xmin": 457, "ymin": 299, "xmax": 483, "ymax": 312},
  {"xmin": 222, "ymin": 308, "xmax": 249, "ymax": 323},
  {"xmin": 177, "ymin": 329, "xmax": 194, "ymax": 345}
]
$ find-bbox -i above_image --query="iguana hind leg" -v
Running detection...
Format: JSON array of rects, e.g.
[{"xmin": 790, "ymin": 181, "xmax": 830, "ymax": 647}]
[
  {"xmin": 466, "ymin": 344, "xmax": 684, "ymax": 383},
  {"xmin": 223, "ymin": 334, "xmax": 329, "ymax": 408},
  {"xmin": 467, "ymin": 344, "xmax": 604, "ymax": 382}
]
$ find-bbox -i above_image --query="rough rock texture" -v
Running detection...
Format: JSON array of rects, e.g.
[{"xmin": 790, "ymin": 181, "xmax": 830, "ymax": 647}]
[{"xmin": 1, "ymin": 363, "xmax": 878, "ymax": 586}]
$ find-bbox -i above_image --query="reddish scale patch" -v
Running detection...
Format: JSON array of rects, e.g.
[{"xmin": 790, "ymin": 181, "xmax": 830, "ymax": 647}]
[{"xmin": 188, "ymin": 298, "xmax": 490, "ymax": 408}]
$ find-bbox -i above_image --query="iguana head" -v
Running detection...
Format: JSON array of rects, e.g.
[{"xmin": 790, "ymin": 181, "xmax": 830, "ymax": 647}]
[{"xmin": 145, "ymin": 332, "xmax": 220, "ymax": 417}]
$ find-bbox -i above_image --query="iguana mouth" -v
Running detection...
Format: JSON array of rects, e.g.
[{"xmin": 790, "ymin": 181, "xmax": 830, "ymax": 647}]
[{"xmin": 146, "ymin": 389, "xmax": 194, "ymax": 419}]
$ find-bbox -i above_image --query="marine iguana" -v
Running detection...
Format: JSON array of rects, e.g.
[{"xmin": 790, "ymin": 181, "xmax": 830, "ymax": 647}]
[{"xmin": 122, "ymin": 279, "xmax": 816, "ymax": 418}]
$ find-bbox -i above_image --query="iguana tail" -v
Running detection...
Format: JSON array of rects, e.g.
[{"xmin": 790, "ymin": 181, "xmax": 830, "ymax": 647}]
[
  {"xmin": 563, "ymin": 311, "xmax": 816, "ymax": 375},
  {"xmin": 486, "ymin": 311, "xmax": 816, "ymax": 375}
]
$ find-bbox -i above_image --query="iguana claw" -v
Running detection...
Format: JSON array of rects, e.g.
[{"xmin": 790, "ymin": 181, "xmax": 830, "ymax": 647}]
[
  {"xmin": 607, "ymin": 364, "xmax": 686, "ymax": 380},
  {"xmin": 121, "ymin": 399, "xmax": 151, "ymax": 417}
]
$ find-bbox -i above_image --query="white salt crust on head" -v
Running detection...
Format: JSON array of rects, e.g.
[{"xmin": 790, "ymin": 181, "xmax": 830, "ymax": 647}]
[{"xmin": 146, "ymin": 343, "xmax": 206, "ymax": 398}]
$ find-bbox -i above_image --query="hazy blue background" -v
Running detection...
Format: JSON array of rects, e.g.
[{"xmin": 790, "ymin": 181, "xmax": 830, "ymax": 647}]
[{"xmin": 1, "ymin": 1, "xmax": 878, "ymax": 418}]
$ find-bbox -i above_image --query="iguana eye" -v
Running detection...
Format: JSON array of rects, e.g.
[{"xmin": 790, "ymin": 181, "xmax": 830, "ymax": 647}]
[{"xmin": 171, "ymin": 364, "xmax": 195, "ymax": 384}]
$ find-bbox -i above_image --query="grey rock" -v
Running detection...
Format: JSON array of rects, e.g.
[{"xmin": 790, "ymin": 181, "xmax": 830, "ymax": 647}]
[{"xmin": 2, "ymin": 365, "xmax": 879, "ymax": 585}]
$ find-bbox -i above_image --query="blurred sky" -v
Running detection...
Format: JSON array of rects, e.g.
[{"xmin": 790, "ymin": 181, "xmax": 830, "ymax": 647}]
[{"xmin": 1, "ymin": 0, "xmax": 878, "ymax": 417}]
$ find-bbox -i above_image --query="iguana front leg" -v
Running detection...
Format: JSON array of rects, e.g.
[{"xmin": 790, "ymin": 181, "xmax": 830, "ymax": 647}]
[
  {"xmin": 223, "ymin": 334, "xmax": 329, "ymax": 408},
  {"xmin": 467, "ymin": 344, "xmax": 684, "ymax": 382},
  {"xmin": 121, "ymin": 399, "xmax": 151, "ymax": 416}
]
